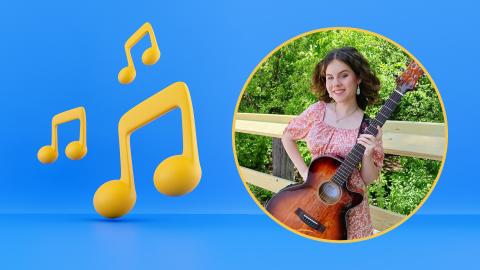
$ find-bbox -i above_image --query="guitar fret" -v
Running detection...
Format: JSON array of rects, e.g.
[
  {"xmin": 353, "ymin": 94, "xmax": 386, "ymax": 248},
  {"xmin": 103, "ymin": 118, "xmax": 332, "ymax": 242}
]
[
  {"xmin": 349, "ymin": 153, "xmax": 362, "ymax": 164},
  {"xmin": 378, "ymin": 110, "xmax": 389, "ymax": 119},
  {"xmin": 344, "ymin": 159, "xmax": 356, "ymax": 169},
  {"xmin": 379, "ymin": 113, "xmax": 387, "ymax": 122},
  {"xmin": 348, "ymin": 160, "xmax": 358, "ymax": 168},
  {"xmin": 334, "ymin": 176, "xmax": 345, "ymax": 185},
  {"xmin": 353, "ymin": 146, "xmax": 365, "ymax": 157},
  {"xmin": 341, "ymin": 165, "xmax": 354, "ymax": 175},
  {"xmin": 383, "ymin": 104, "xmax": 393, "ymax": 112},
  {"xmin": 371, "ymin": 118, "xmax": 381, "ymax": 127},
  {"xmin": 392, "ymin": 92, "xmax": 403, "ymax": 102},
  {"xmin": 369, "ymin": 128, "xmax": 378, "ymax": 137},
  {"xmin": 341, "ymin": 168, "xmax": 350, "ymax": 177},
  {"xmin": 336, "ymin": 169, "xmax": 348, "ymax": 178},
  {"xmin": 333, "ymin": 176, "xmax": 345, "ymax": 185},
  {"xmin": 332, "ymin": 177, "xmax": 342, "ymax": 185},
  {"xmin": 389, "ymin": 97, "xmax": 399, "ymax": 105},
  {"xmin": 387, "ymin": 98, "xmax": 397, "ymax": 106}
]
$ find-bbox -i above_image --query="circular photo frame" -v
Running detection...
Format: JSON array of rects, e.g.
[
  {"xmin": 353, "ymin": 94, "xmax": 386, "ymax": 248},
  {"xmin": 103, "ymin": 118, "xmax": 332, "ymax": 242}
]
[{"xmin": 232, "ymin": 27, "xmax": 447, "ymax": 243}]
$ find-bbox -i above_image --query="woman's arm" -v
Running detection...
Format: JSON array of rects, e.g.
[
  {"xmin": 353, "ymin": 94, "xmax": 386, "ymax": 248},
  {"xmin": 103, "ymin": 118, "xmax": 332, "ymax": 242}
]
[
  {"xmin": 281, "ymin": 132, "xmax": 309, "ymax": 181},
  {"xmin": 360, "ymin": 155, "xmax": 380, "ymax": 185},
  {"xmin": 357, "ymin": 126, "xmax": 383, "ymax": 185}
]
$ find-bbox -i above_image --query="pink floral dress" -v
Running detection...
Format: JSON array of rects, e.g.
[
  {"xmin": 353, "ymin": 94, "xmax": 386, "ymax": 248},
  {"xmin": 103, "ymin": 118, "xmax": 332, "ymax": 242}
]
[{"xmin": 284, "ymin": 101, "xmax": 384, "ymax": 239}]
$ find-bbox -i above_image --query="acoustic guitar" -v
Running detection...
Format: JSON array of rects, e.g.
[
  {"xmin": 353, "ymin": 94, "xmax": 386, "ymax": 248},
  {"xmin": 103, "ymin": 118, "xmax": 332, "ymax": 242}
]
[{"xmin": 265, "ymin": 61, "xmax": 424, "ymax": 240}]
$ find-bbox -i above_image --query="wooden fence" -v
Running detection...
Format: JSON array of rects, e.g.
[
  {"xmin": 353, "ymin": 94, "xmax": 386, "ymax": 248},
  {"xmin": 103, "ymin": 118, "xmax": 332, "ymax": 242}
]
[{"xmin": 234, "ymin": 113, "xmax": 446, "ymax": 232}]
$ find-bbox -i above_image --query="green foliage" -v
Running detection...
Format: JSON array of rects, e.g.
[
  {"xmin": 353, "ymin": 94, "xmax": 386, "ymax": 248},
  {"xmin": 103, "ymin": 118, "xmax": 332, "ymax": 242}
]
[
  {"xmin": 235, "ymin": 29, "xmax": 444, "ymax": 215},
  {"xmin": 247, "ymin": 183, "xmax": 274, "ymax": 207},
  {"xmin": 235, "ymin": 133, "xmax": 272, "ymax": 173},
  {"xmin": 368, "ymin": 156, "xmax": 440, "ymax": 214}
]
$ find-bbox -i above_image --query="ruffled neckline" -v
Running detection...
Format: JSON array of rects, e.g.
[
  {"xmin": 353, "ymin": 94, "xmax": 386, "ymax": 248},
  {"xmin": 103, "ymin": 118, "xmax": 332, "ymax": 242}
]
[{"xmin": 316, "ymin": 101, "xmax": 362, "ymax": 131}]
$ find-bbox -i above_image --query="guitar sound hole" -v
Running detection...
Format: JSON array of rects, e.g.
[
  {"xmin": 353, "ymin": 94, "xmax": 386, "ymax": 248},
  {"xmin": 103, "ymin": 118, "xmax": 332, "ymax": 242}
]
[{"xmin": 319, "ymin": 181, "xmax": 341, "ymax": 204}]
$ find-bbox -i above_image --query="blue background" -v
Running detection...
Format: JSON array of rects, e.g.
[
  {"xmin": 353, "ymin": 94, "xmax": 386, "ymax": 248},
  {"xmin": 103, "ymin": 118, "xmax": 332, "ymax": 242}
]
[{"xmin": 0, "ymin": 0, "xmax": 478, "ymax": 269}]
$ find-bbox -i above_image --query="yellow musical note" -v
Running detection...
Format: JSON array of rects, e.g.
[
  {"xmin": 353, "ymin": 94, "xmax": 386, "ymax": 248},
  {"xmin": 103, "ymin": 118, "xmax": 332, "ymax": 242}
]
[
  {"xmin": 118, "ymin": 22, "xmax": 160, "ymax": 84},
  {"xmin": 93, "ymin": 82, "xmax": 202, "ymax": 218},
  {"xmin": 37, "ymin": 107, "xmax": 88, "ymax": 164}
]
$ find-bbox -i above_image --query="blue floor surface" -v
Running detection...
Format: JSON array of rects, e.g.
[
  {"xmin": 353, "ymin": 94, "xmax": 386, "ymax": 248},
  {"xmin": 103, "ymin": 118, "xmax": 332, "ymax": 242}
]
[{"xmin": 0, "ymin": 214, "xmax": 477, "ymax": 269}]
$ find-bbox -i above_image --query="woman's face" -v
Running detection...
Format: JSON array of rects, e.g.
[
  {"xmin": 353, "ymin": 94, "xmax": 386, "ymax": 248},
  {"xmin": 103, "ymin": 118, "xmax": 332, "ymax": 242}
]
[{"xmin": 325, "ymin": 59, "xmax": 361, "ymax": 104}]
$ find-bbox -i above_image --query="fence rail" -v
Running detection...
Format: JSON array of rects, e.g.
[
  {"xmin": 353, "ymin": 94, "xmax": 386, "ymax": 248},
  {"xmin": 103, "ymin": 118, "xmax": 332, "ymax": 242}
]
[{"xmin": 236, "ymin": 113, "xmax": 446, "ymax": 160}]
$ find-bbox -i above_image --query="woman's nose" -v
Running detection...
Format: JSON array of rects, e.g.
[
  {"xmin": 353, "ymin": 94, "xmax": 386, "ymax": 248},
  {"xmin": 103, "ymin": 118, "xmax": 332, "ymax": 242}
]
[{"xmin": 332, "ymin": 77, "xmax": 341, "ymax": 86}]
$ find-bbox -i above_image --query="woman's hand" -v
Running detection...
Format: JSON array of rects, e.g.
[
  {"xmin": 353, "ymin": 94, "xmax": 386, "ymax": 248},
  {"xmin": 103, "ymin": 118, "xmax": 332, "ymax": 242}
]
[
  {"xmin": 357, "ymin": 126, "xmax": 382, "ymax": 158},
  {"xmin": 282, "ymin": 132, "xmax": 309, "ymax": 182}
]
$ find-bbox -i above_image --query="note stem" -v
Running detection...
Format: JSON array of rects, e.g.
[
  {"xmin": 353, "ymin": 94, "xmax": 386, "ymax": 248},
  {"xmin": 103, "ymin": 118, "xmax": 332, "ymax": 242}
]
[
  {"xmin": 50, "ymin": 107, "xmax": 86, "ymax": 150},
  {"xmin": 123, "ymin": 22, "xmax": 156, "ymax": 72},
  {"xmin": 117, "ymin": 82, "xmax": 199, "ymax": 189}
]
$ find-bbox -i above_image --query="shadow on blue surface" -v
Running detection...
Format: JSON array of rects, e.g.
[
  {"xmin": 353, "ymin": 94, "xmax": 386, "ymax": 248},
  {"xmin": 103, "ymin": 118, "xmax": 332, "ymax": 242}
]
[{"xmin": 0, "ymin": 214, "xmax": 478, "ymax": 269}]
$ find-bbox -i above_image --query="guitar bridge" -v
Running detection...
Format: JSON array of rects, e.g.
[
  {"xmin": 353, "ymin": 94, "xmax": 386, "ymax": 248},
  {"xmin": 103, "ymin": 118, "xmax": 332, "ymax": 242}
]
[{"xmin": 295, "ymin": 208, "xmax": 325, "ymax": 232}]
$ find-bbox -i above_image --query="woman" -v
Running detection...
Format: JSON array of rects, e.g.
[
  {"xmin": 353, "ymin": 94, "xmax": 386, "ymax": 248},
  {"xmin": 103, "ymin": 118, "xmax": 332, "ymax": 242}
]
[{"xmin": 282, "ymin": 47, "xmax": 384, "ymax": 239}]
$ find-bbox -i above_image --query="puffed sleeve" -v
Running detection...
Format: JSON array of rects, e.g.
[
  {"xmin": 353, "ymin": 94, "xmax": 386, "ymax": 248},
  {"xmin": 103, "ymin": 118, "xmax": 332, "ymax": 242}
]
[
  {"xmin": 372, "ymin": 138, "xmax": 384, "ymax": 169},
  {"xmin": 283, "ymin": 102, "xmax": 319, "ymax": 140}
]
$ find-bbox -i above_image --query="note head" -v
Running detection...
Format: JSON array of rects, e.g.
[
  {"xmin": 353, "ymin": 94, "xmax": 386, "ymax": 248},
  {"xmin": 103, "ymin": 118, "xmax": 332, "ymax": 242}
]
[
  {"xmin": 154, "ymin": 155, "xmax": 201, "ymax": 196},
  {"xmin": 65, "ymin": 141, "xmax": 87, "ymax": 160},
  {"xmin": 37, "ymin": 145, "xmax": 58, "ymax": 164},
  {"xmin": 142, "ymin": 47, "xmax": 160, "ymax": 66},
  {"xmin": 94, "ymin": 180, "xmax": 136, "ymax": 218},
  {"xmin": 118, "ymin": 66, "xmax": 136, "ymax": 84}
]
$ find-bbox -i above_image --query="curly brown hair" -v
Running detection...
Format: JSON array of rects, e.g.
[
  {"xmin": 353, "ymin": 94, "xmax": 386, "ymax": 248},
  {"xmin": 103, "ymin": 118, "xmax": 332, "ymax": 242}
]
[{"xmin": 311, "ymin": 47, "xmax": 381, "ymax": 110}]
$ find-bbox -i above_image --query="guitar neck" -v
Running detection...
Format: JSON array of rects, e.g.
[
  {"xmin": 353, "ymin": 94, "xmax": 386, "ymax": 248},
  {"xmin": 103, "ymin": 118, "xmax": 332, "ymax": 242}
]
[{"xmin": 333, "ymin": 88, "xmax": 404, "ymax": 186}]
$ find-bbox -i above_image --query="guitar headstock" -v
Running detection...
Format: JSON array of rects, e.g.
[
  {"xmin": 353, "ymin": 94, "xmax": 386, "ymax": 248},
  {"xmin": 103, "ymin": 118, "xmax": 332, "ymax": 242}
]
[{"xmin": 396, "ymin": 61, "xmax": 424, "ymax": 94}]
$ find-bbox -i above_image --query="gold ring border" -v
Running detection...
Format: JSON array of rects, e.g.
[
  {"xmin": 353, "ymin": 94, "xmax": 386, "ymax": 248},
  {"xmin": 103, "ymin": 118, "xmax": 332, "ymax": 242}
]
[{"xmin": 231, "ymin": 26, "xmax": 448, "ymax": 244}]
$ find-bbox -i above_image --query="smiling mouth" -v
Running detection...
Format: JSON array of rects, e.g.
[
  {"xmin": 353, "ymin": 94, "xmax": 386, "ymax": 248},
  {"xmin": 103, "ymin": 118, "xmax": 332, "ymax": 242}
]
[{"xmin": 332, "ymin": 89, "xmax": 345, "ymax": 94}]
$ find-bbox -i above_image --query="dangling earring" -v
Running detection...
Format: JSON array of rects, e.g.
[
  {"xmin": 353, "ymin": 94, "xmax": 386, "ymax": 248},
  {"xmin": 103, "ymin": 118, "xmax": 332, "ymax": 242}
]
[{"xmin": 356, "ymin": 85, "xmax": 361, "ymax": 95}]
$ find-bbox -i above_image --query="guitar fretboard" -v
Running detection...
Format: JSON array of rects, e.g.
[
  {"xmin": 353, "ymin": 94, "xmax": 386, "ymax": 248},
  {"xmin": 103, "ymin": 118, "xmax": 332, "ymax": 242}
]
[{"xmin": 331, "ymin": 89, "xmax": 404, "ymax": 186}]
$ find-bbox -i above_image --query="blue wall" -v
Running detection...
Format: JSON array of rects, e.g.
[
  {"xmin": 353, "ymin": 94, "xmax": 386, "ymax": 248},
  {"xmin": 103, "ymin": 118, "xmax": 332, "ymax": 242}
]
[{"xmin": 0, "ymin": 0, "xmax": 475, "ymax": 215}]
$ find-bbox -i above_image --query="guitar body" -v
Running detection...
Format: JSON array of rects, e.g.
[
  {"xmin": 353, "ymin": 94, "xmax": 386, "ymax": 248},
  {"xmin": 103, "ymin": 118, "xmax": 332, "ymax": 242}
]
[{"xmin": 266, "ymin": 155, "xmax": 363, "ymax": 240}]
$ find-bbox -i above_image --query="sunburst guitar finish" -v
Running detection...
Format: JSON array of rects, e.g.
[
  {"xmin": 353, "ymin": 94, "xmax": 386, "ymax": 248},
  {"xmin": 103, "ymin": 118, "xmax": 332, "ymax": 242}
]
[{"xmin": 266, "ymin": 155, "xmax": 363, "ymax": 240}]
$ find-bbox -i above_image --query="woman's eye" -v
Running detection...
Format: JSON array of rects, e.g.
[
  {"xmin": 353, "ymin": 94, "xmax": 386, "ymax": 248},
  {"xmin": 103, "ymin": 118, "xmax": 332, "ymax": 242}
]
[
  {"xmin": 341, "ymin": 74, "xmax": 348, "ymax": 78},
  {"xmin": 327, "ymin": 77, "xmax": 333, "ymax": 80}
]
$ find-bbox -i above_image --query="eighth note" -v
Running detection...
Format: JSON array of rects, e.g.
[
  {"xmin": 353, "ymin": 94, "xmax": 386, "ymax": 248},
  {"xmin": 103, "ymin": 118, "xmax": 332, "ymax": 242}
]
[
  {"xmin": 93, "ymin": 82, "xmax": 202, "ymax": 218},
  {"xmin": 118, "ymin": 22, "xmax": 160, "ymax": 84},
  {"xmin": 37, "ymin": 107, "xmax": 87, "ymax": 164}
]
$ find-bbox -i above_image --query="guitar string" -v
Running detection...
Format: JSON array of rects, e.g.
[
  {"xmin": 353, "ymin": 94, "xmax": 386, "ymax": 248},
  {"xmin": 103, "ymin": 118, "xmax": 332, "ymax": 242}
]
[
  {"xmin": 316, "ymin": 95, "xmax": 401, "ymax": 202},
  {"xmin": 315, "ymin": 72, "xmax": 420, "ymax": 203},
  {"xmin": 287, "ymin": 69, "xmax": 421, "ymax": 231}
]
